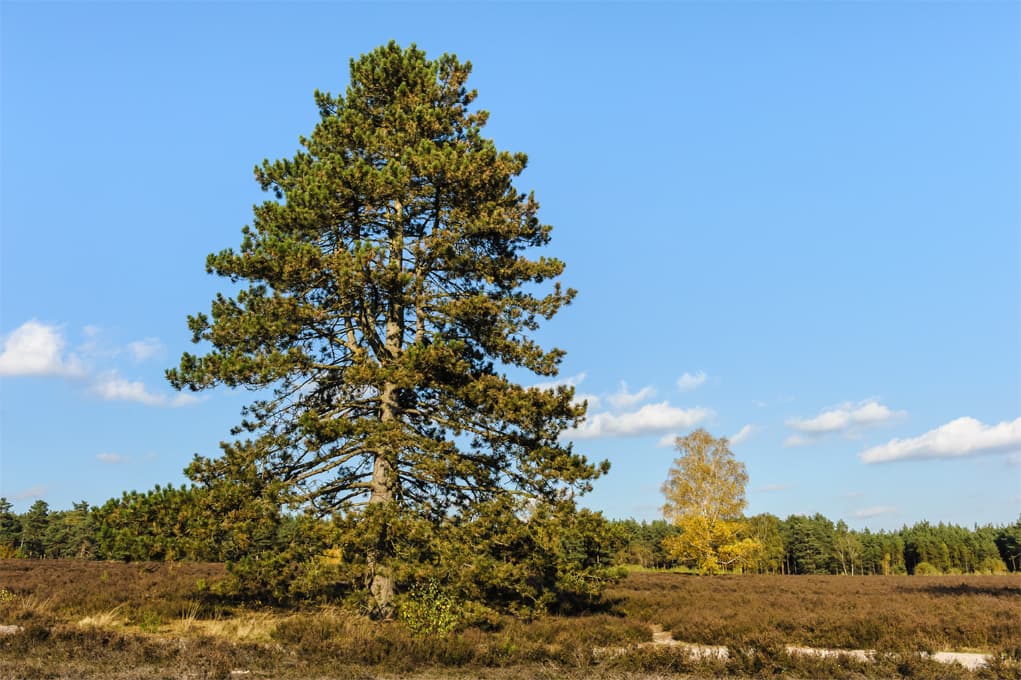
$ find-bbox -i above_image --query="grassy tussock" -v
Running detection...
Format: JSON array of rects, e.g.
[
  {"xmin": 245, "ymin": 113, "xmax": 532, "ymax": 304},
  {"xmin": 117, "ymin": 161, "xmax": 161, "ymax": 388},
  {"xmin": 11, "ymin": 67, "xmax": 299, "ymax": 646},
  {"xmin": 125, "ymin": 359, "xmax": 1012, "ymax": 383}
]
[{"xmin": 77, "ymin": 604, "xmax": 128, "ymax": 630}]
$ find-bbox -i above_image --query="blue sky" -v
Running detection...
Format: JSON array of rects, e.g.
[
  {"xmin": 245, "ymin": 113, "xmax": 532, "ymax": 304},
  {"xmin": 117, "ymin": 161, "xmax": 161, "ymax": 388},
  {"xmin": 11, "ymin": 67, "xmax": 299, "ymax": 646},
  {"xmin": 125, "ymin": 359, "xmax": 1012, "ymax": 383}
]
[{"xmin": 1, "ymin": 1, "xmax": 1018, "ymax": 530}]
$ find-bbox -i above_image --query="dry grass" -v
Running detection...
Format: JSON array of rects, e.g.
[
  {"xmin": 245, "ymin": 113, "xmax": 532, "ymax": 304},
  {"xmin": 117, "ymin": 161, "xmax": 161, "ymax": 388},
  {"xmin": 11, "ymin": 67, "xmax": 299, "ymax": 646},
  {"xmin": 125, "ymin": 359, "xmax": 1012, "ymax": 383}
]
[
  {"xmin": 1, "ymin": 559, "xmax": 1019, "ymax": 678},
  {"xmin": 167, "ymin": 610, "xmax": 279, "ymax": 643},
  {"xmin": 77, "ymin": 604, "xmax": 128, "ymax": 629}
]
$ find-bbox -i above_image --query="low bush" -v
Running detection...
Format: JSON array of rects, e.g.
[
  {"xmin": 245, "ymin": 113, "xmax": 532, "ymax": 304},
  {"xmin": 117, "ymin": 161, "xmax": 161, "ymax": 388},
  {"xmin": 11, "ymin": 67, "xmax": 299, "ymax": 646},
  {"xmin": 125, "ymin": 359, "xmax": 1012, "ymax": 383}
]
[
  {"xmin": 398, "ymin": 580, "xmax": 464, "ymax": 635},
  {"xmin": 914, "ymin": 561, "xmax": 943, "ymax": 575}
]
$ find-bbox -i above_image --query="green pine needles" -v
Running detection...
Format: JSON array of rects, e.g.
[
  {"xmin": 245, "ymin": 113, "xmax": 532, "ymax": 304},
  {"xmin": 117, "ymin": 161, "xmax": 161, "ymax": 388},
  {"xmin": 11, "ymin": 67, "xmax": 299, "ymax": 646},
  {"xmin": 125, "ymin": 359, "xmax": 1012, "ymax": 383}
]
[{"xmin": 167, "ymin": 42, "xmax": 611, "ymax": 617}]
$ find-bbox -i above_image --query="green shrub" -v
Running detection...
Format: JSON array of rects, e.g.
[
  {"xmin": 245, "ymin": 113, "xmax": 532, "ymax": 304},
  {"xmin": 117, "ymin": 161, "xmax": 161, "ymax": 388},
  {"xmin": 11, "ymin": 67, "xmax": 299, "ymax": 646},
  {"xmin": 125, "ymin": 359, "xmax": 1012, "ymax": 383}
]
[
  {"xmin": 914, "ymin": 561, "xmax": 942, "ymax": 575},
  {"xmin": 137, "ymin": 609, "xmax": 163, "ymax": 633},
  {"xmin": 398, "ymin": 581, "xmax": 463, "ymax": 636},
  {"xmin": 978, "ymin": 557, "xmax": 1009, "ymax": 575}
]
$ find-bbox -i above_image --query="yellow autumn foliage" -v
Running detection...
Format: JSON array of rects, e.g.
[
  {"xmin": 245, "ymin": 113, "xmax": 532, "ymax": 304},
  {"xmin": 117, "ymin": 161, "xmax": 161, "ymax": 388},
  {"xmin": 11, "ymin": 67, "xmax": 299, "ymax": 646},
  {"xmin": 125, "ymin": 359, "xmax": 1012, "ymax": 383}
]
[{"xmin": 661, "ymin": 429, "xmax": 761, "ymax": 573}]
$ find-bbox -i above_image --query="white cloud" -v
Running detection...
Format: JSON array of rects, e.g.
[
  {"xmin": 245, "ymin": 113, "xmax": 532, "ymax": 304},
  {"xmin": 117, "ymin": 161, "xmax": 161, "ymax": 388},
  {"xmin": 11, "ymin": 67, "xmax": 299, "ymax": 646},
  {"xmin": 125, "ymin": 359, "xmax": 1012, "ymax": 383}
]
[
  {"xmin": 571, "ymin": 402, "xmax": 713, "ymax": 439},
  {"xmin": 77, "ymin": 324, "xmax": 104, "ymax": 358},
  {"xmin": 0, "ymin": 320, "xmax": 195, "ymax": 412},
  {"xmin": 676, "ymin": 370, "xmax": 707, "ymax": 392},
  {"xmin": 96, "ymin": 452, "xmax": 129, "ymax": 464},
  {"xmin": 79, "ymin": 328, "xmax": 166, "ymax": 364},
  {"xmin": 657, "ymin": 433, "xmax": 678, "ymax": 448},
  {"xmin": 0, "ymin": 321, "xmax": 85, "ymax": 377},
  {"xmin": 859, "ymin": 416, "xmax": 1021, "ymax": 464},
  {"xmin": 93, "ymin": 372, "xmax": 164, "ymax": 405},
  {"xmin": 170, "ymin": 392, "xmax": 199, "ymax": 407},
  {"xmin": 606, "ymin": 382, "xmax": 656, "ymax": 410},
  {"xmin": 92, "ymin": 371, "xmax": 197, "ymax": 407},
  {"xmin": 14, "ymin": 485, "xmax": 49, "ymax": 501},
  {"xmin": 785, "ymin": 400, "xmax": 905, "ymax": 446},
  {"xmin": 126, "ymin": 337, "xmax": 163, "ymax": 362},
  {"xmin": 853, "ymin": 505, "xmax": 898, "ymax": 519},
  {"xmin": 574, "ymin": 393, "xmax": 602, "ymax": 409},
  {"xmin": 787, "ymin": 400, "xmax": 904, "ymax": 434},
  {"xmin": 784, "ymin": 434, "xmax": 811, "ymax": 447},
  {"xmin": 730, "ymin": 424, "xmax": 757, "ymax": 445}
]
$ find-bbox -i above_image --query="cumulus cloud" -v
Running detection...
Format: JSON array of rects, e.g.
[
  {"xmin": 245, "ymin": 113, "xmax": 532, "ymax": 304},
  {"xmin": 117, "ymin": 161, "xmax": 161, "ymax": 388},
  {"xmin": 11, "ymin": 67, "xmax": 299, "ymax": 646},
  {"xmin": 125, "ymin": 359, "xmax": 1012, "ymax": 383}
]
[
  {"xmin": 571, "ymin": 402, "xmax": 713, "ymax": 439},
  {"xmin": 676, "ymin": 370, "xmax": 707, "ymax": 392},
  {"xmin": 788, "ymin": 400, "xmax": 904, "ymax": 434},
  {"xmin": 606, "ymin": 382, "xmax": 656, "ymax": 410},
  {"xmin": 657, "ymin": 433, "xmax": 679, "ymax": 448},
  {"xmin": 859, "ymin": 417, "xmax": 1021, "ymax": 464},
  {"xmin": 92, "ymin": 371, "xmax": 197, "ymax": 407},
  {"xmin": 96, "ymin": 452, "xmax": 129, "ymax": 464},
  {"xmin": 126, "ymin": 337, "xmax": 164, "ymax": 362},
  {"xmin": 1, "ymin": 320, "xmax": 196, "ymax": 412},
  {"xmin": 92, "ymin": 373, "xmax": 164, "ymax": 405},
  {"xmin": 730, "ymin": 424, "xmax": 757, "ymax": 445},
  {"xmin": 784, "ymin": 400, "xmax": 905, "ymax": 446},
  {"xmin": 0, "ymin": 321, "xmax": 84, "ymax": 377},
  {"xmin": 853, "ymin": 506, "xmax": 898, "ymax": 519}
]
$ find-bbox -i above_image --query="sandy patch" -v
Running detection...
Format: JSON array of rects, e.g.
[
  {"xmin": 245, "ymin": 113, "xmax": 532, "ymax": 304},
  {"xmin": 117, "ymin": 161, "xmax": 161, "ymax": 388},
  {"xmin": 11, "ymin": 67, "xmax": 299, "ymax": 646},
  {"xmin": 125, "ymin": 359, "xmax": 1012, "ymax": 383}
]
[{"xmin": 641, "ymin": 624, "xmax": 990, "ymax": 669}]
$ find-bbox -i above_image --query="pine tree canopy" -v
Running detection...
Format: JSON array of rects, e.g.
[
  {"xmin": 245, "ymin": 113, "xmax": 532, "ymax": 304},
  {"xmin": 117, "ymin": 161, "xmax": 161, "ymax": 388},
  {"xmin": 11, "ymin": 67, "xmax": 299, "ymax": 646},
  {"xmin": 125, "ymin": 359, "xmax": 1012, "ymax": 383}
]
[{"xmin": 167, "ymin": 42, "xmax": 607, "ymax": 613}]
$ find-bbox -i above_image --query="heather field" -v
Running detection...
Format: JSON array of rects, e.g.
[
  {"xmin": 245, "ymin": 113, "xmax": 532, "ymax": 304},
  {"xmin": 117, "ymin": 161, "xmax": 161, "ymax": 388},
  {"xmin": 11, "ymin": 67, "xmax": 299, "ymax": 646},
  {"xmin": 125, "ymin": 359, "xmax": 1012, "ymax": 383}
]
[{"xmin": 1, "ymin": 561, "xmax": 1019, "ymax": 679}]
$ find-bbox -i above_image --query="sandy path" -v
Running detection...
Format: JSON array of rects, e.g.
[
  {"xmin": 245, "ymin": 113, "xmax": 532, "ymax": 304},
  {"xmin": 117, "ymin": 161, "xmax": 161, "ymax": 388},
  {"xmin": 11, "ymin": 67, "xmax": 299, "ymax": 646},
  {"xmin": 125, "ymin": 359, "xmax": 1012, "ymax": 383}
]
[{"xmin": 644, "ymin": 624, "xmax": 990, "ymax": 669}]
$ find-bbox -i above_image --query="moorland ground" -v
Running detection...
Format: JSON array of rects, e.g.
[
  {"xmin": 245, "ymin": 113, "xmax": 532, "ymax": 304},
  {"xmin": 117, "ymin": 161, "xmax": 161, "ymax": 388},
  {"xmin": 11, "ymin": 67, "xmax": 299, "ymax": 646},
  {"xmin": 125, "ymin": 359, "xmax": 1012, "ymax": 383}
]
[{"xmin": 1, "ymin": 560, "xmax": 1018, "ymax": 679}]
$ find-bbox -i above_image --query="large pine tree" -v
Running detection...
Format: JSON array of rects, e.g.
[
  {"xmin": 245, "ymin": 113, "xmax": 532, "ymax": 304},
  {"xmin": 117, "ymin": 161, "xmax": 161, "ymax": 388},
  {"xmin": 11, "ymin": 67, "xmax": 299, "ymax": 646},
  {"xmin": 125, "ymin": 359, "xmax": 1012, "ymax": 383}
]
[{"xmin": 168, "ymin": 42, "xmax": 606, "ymax": 616}]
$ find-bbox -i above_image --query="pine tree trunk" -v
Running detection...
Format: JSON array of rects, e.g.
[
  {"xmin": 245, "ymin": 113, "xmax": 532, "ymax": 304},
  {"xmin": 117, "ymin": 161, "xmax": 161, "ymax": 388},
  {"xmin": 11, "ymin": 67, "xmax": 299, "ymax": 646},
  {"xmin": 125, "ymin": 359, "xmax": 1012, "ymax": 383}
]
[
  {"xmin": 367, "ymin": 442, "xmax": 396, "ymax": 618},
  {"xmin": 367, "ymin": 379, "xmax": 400, "ymax": 618},
  {"xmin": 366, "ymin": 199, "xmax": 406, "ymax": 619}
]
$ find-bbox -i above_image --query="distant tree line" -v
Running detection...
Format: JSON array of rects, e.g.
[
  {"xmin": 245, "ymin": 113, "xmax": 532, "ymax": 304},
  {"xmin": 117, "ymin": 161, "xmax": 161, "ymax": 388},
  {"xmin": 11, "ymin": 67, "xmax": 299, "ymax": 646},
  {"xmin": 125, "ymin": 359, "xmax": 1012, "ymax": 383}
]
[
  {"xmin": 1, "ymin": 493, "xmax": 1018, "ymax": 578},
  {"xmin": 610, "ymin": 513, "xmax": 1021, "ymax": 575}
]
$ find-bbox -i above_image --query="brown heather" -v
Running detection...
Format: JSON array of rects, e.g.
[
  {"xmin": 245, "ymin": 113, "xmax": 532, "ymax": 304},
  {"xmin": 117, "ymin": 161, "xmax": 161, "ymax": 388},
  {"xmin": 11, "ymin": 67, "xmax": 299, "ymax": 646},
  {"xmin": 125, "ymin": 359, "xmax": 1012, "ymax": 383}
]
[
  {"xmin": 1, "ymin": 560, "xmax": 1019, "ymax": 679},
  {"xmin": 614, "ymin": 571, "xmax": 1021, "ymax": 652}
]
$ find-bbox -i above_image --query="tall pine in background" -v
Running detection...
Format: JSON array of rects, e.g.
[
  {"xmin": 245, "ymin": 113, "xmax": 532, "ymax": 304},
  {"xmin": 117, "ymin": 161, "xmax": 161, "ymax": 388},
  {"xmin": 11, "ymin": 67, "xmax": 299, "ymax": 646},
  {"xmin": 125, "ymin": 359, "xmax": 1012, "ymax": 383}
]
[{"xmin": 168, "ymin": 42, "xmax": 607, "ymax": 617}]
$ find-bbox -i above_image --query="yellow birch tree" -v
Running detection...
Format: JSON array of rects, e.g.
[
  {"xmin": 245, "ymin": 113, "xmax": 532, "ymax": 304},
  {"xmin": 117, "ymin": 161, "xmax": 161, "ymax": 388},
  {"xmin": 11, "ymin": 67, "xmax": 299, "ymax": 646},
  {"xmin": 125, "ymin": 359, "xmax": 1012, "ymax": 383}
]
[{"xmin": 661, "ymin": 429, "xmax": 760, "ymax": 573}]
